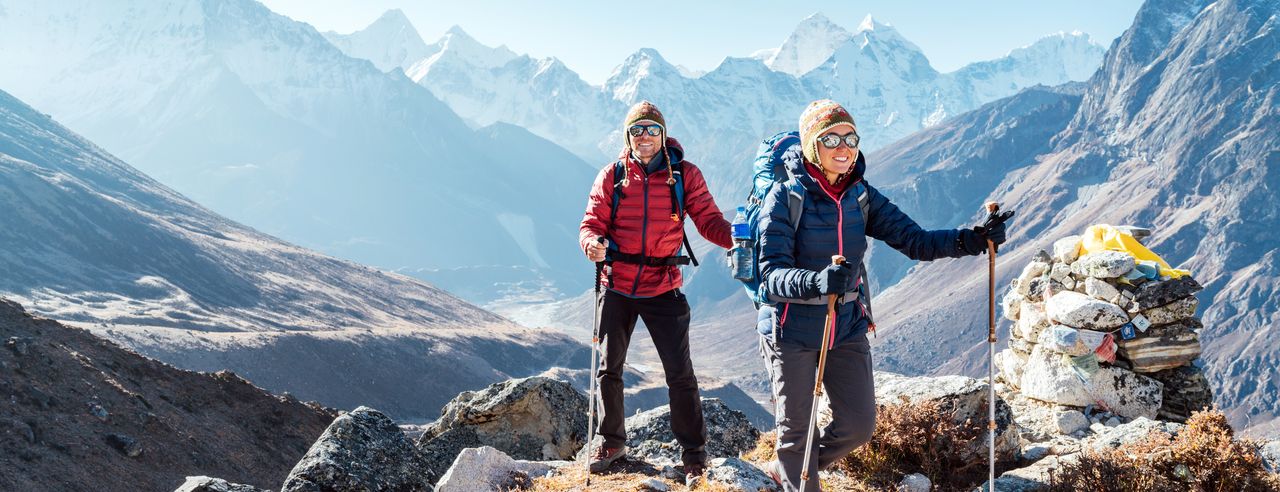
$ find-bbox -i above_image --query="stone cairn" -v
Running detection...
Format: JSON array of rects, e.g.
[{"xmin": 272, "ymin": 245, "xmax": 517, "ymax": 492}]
[{"xmin": 995, "ymin": 226, "xmax": 1213, "ymax": 423}]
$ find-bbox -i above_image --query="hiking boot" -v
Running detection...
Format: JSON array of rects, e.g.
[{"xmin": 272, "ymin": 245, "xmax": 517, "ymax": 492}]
[
  {"xmin": 588, "ymin": 445, "xmax": 627, "ymax": 473},
  {"xmin": 684, "ymin": 462, "xmax": 706, "ymax": 487}
]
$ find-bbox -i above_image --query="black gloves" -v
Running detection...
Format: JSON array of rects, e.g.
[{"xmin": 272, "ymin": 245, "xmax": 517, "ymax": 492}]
[
  {"xmin": 813, "ymin": 263, "xmax": 855, "ymax": 295},
  {"xmin": 960, "ymin": 210, "xmax": 1013, "ymax": 255}
]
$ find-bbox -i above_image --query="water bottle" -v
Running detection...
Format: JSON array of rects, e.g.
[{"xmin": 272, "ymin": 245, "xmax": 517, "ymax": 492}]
[{"xmin": 730, "ymin": 206, "xmax": 754, "ymax": 281}]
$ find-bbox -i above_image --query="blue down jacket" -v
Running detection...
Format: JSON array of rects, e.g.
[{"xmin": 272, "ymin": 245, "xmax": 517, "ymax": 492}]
[{"xmin": 756, "ymin": 148, "xmax": 979, "ymax": 349}]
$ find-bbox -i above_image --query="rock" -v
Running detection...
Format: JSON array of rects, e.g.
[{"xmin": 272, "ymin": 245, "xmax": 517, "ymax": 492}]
[
  {"xmin": 1116, "ymin": 319, "xmax": 1202, "ymax": 373},
  {"xmin": 1133, "ymin": 276, "xmax": 1203, "ymax": 311},
  {"xmin": 1015, "ymin": 262, "xmax": 1050, "ymax": 297},
  {"xmin": 1049, "ymin": 262, "xmax": 1071, "ymax": 282},
  {"xmin": 1140, "ymin": 297, "xmax": 1198, "ymax": 325},
  {"xmin": 624, "ymin": 398, "xmax": 758, "ymax": 466},
  {"xmin": 705, "ymin": 457, "xmax": 779, "ymax": 492},
  {"xmin": 1002, "ymin": 289, "xmax": 1024, "ymax": 322},
  {"xmin": 1148, "ymin": 365, "xmax": 1215, "ymax": 423},
  {"xmin": 88, "ymin": 403, "xmax": 109, "ymax": 422},
  {"xmin": 282, "ymin": 406, "xmax": 432, "ymax": 491},
  {"xmin": 1105, "ymin": 417, "xmax": 1121, "ymax": 427},
  {"xmin": 1053, "ymin": 236, "xmax": 1082, "ymax": 264},
  {"xmin": 1008, "ymin": 336, "xmax": 1034, "ymax": 358},
  {"xmin": 1054, "ymin": 409, "xmax": 1089, "ymax": 435},
  {"xmin": 1086, "ymin": 417, "xmax": 1183, "ymax": 451},
  {"xmin": 6, "ymin": 336, "xmax": 31, "ymax": 355},
  {"xmin": 173, "ymin": 476, "xmax": 269, "ymax": 492},
  {"xmin": 1114, "ymin": 226, "xmax": 1152, "ymax": 243},
  {"xmin": 1070, "ymin": 251, "xmax": 1136, "ymax": 279},
  {"xmin": 1039, "ymin": 325, "xmax": 1091, "ymax": 357},
  {"xmin": 898, "ymin": 472, "xmax": 931, "ymax": 492},
  {"xmin": 639, "ymin": 477, "xmax": 670, "ymax": 491},
  {"xmin": 1024, "ymin": 276, "xmax": 1050, "ymax": 302},
  {"xmin": 1046, "ymin": 291, "xmax": 1129, "ymax": 329},
  {"xmin": 434, "ymin": 446, "xmax": 559, "ymax": 492},
  {"xmin": 105, "ymin": 433, "xmax": 143, "ymax": 457},
  {"xmin": 1260, "ymin": 440, "xmax": 1280, "ymax": 474},
  {"xmin": 1019, "ymin": 345, "xmax": 1163, "ymax": 419},
  {"xmin": 976, "ymin": 453, "xmax": 1080, "ymax": 492},
  {"xmin": 418, "ymin": 377, "xmax": 586, "ymax": 479},
  {"xmin": 1084, "ymin": 277, "xmax": 1121, "ymax": 303},
  {"xmin": 874, "ymin": 373, "xmax": 1019, "ymax": 463},
  {"xmin": 1032, "ymin": 250, "xmax": 1053, "ymax": 263},
  {"xmin": 995, "ymin": 350, "xmax": 1024, "ymax": 390},
  {"xmin": 1015, "ymin": 301, "xmax": 1051, "ymax": 342}
]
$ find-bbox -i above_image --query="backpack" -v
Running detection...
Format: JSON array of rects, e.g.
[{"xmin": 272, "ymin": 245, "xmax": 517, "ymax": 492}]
[
  {"xmin": 606, "ymin": 150, "xmax": 699, "ymax": 267},
  {"xmin": 738, "ymin": 131, "xmax": 877, "ymax": 331}
]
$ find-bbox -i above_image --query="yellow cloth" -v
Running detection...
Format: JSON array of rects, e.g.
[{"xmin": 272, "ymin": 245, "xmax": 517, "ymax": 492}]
[{"xmin": 1078, "ymin": 224, "xmax": 1190, "ymax": 278}]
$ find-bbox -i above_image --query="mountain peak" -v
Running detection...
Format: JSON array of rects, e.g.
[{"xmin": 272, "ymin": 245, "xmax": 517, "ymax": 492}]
[
  {"xmin": 766, "ymin": 12, "xmax": 854, "ymax": 76},
  {"xmin": 371, "ymin": 8, "xmax": 412, "ymax": 28},
  {"xmin": 322, "ymin": 7, "xmax": 430, "ymax": 73},
  {"xmin": 443, "ymin": 25, "xmax": 473, "ymax": 40},
  {"xmin": 856, "ymin": 14, "xmax": 886, "ymax": 32}
]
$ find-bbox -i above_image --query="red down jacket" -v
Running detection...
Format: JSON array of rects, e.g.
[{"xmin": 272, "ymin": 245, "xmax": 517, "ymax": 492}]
[{"xmin": 579, "ymin": 137, "xmax": 732, "ymax": 297}]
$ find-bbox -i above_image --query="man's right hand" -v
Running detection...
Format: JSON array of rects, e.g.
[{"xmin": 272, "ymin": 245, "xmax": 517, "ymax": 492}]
[
  {"xmin": 587, "ymin": 238, "xmax": 608, "ymax": 263},
  {"xmin": 814, "ymin": 263, "xmax": 854, "ymax": 295}
]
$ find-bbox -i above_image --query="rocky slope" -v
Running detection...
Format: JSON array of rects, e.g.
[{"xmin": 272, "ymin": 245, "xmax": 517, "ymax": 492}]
[{"xmin": 0, "ymin": 299, "xmax": 336, "ymax": 492}]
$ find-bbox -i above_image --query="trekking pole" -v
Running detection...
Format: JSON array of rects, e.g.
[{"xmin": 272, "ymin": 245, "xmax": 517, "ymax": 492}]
[
  {"xmin": 800, "ymin": 255, "xmax": 846, "ymax": 491},
  {"xmin": 982, "ymin": 202, "xmax": 1011, "ymax": 491},
  {"xmin": 585, "ymin": 237, "xmax": 605, "ymax": 487}
]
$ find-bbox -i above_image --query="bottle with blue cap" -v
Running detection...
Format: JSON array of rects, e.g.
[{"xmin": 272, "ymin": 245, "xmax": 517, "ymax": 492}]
[{"xmin": 729, "ymin": 206, "xmax": 753, "ymax": 280}]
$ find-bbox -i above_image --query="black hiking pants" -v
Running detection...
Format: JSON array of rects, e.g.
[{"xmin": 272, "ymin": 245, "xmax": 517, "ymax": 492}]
[{"xmin": 595, "ymin": 288, "xmax": 707, "ymax": 466}]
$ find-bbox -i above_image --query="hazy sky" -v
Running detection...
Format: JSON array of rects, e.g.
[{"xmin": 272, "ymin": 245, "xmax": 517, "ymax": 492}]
[{"xmin": 261, "ymin": 0, "xmax": 1145, "ymax": 85}]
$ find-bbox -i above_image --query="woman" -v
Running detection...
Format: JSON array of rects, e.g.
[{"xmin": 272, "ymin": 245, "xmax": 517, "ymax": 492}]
[{"xmin": 756, "ymin": 99, "xmax": 1008, "ymax": 491}]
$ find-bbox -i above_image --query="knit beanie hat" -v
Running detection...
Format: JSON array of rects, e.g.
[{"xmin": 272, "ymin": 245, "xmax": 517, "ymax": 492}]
[
  {"xmin": 623, "ymin": 100, "xmax": 666, "ymax": 149},
  {"xmin": 798, "ymin": 99, "xmax": 857, "ymax": 166}
]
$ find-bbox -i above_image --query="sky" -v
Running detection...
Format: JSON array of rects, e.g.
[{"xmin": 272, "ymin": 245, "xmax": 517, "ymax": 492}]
[{"xmin": 260, "ymin": 0, "xmax": 1145, "ymax": 85}]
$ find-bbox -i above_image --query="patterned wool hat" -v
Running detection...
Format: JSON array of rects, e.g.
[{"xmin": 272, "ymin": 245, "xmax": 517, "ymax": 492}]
[
  {"xmin": 798, "ymin": 99, "xmax": 857, "ymax": 166},
  {"xmin": 623, "ymin": 100, "xmax": 666, "ymax": 149}
]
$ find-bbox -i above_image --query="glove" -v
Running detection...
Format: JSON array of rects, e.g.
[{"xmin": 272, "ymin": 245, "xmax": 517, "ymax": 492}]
[
  {"xmin": 960, "ymin": 215, "xmax": 1010, "ymax": 255},
  {"xmin": 813, "ymin": 263, "xmax": 854, "ymax": 295}
]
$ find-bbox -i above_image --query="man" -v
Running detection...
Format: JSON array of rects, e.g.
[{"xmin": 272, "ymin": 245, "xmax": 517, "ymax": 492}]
[{"xmin": 579, "ymin": 100, "xmax": 733, "ymax": 484}]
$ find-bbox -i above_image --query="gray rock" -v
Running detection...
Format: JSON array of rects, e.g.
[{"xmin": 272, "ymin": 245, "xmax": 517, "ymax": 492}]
[
  {"xmin": 1117, "ymin": 319, "xmax": 1202, "ymax": 373},
  {"xmin": 705, "ymin": 457, "xmax": 779, "ymax": 491},
  {"xmin": 976, "ymin": 454, "xmax": 1080, "ymax": 491},
  {"xmin": 1047, "ymin": 291, "xmax": 1129, "ymax": 329},
  {"xmin": 1015, "ymin": 301, "xmax": 1050, "ymax": 342},
  {"xmin": 1140, "ymin": 297, "xmax": 1198, "ymax": 325},
  {"xmin": 1019, "ymin": 345, "xmax": 1163, "ymax": 419},
  {"xmin": 1105, "ymin": 417, "xmax": 1121, "ymax": 427},
  {"xmin": 624, "ymin": 398, "xmax": 758, "ymax": 465},
  {"xmin": 1260, "ymin": 440, "xmax": 1280, "ymax": 474},
  {"xmin": 639, "ymin": 477, "xmax": 670, "ymax": 491},
  {"xmin": 418, "ymin": 377, "xmax": 586, "ymax": 480},
  {"xmin": 105, "ymin": 433, "xmax": 142, "ymax": 457},
  {"xmin": 1049, "ymin": 262, "xmax": 1072, "ymax": 282},
  {"xmin": 88, "ymin": 403, "xmax": 109, "ymax": 422},
  {"xmin": 1114, "ymin": 226, "xmax": 1152, "ymax": 243},
  {"xmin": 1084, "ymin": 277, "xmax": 1121, "ymax": 303},
  {"xmin": 1053, "ymin": 236, "xmax": 1082, "ymax": 264},
  {"xmin": 1016, "ymin": 262, "xmax": 1050, "ymax": 297},
  {"xmin": 6, "ymin": 336, "xmax": 31, "ymax": 355},
  {"xmin": 995, "ymin": 350, "xmax": 1024, "ymax": 390},
  {"xmin": 874, "ymin": 373, "xmax": 1020, "ymax": 463},
  {"xmin": 1148, "ymin": 365, "xmax": 1215, "ymax": 423},
  {"xmin": 1070, "ymin": 251, "xmax": 1136, "ymax": 279},
  {"xmin": 898, "ymin": 472, "xmax": 931, "ymax": 492},
  {"xmin": 1086, "ymin": 417, "xmax": 1183, "ymax": 451},
  {"xmin": 1054, "ymin": 409, "xmax": 1089, "ymax": 435},
  {"xmin": 282, "ymin": 406, "xmax": 432, "ymax": 491},
  {"xmin": 434, "ymin": 446, "xmax": 560, "ymax": 492},
  {"xmin": 1002, "ymin": 289, "xmax": 1024, "ymax": 322},
  {"xmin": 173, "ymin": 476, "xmax": 268, "ymax": 492},
  {"xmin": 1032, "ymin": 250, "xmax": 1053, "ymax": 263},
  {"xmin": 1133, "ymin": 276, "xmax": 1203, "ymax": 311},
  {"xmin": 1024, "ymin": 276, "xmax": 1050, "ymax": 302}
]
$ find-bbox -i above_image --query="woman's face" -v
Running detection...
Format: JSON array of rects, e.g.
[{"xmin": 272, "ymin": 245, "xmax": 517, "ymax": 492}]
[{"xmin": 816, "ymin": 124, "xmax": 859, "ymax": 175}]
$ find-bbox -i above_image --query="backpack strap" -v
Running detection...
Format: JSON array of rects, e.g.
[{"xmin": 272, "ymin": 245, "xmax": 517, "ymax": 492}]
[
  {"xmin": 667, "ymin": 155, "xmax": 699, "ymax": 267},
  {"xmin": 608, "ymin": 155, "xmax": 700, "ymax": 268},
  {"xmin": 851, "ymin": 180, "xmax": 876, "ymax": 334}
]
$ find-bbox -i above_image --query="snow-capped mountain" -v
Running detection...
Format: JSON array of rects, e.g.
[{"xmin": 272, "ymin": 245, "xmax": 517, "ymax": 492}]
[
  {"xmin": 0, "ymin": 87, "xmax": 579, "ymax": 419},
  {"xmin": 359, "ymin": 12, "xmax": 1104, "ymax": 204},
  {"xmin": 0, "ymin": 0, "xmax": 596, "ymax": 300},
  {"xmin": 865, "ymin": 0, "xmax": 1280, "ymax": 436},
  {"xmin": 321, "ymin": 9, "xmax": 434, "ymax": 74}
]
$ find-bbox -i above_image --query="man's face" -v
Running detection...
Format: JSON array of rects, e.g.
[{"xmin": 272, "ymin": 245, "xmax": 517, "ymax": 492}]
[
  {"xmin": 628, "ymin": 120, "xmax": 663, "ymax": 161},
  {"xmin": 816, "ymin": 124, "xmax": 859, "ymax": 175}
]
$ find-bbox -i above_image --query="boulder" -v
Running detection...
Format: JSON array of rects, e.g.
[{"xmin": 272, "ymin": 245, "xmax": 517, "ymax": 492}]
[
  {"xmin": 1053, "ymin": 236, "xmax": 1082, "ymax": 264},
  {"xmin": 995, "ymin": 350, "xmax": 1024, "ymax": 390},
  {"xmin": 874, "ymin": 373, "xmax": 1019, "ymax": 463},
  {"xmin": 1084, "ymin": 277, "xmax": 1121, "ymax": 303},
  {"xmin": 623, "ymin": 398, "xmax": 758, "ymax": 465},
  {"xmin": 1070, "ymin": 251, "xmax": 1135, "ymax": 279},
  {"xmin": 1133, "ymin": 276, "xmax": 1203, "ymax": 311},
  {"xmin": 1002, "ymin": 289, "xmax": 1024, "ymax": 322},
  {"xmin": 1054, "ymin": 409, "xmax": 1090, "ymax": 435},
  {"xmin": 1260, "ymin": 440, "xmax": 1280, "ymax": 474},
  {"xmin": 174, "ymin": 476, "xmax": 268, "ymax": 492},
  {"xmin": 282, "ymin": 406, "xmax": 432, "ymax": 492},
  {"xmin": 1086, "ymin": 417, "xmax": 1183, "ymax": 451},
  {"xmin": 1047, "ymin": 291, "xmax": 1129, "ymax": 329},
  {"xmin": 1148, "ymin": 365, "xmax": 1215, "ymax": 423},
  {"xmin": 705, "ymin": 457, "xmax": 780, "ymax": 491},
  {"xmin": 1116, "ymin": 319, "xmax": 1202, "ymax": 373},
  {"xmin": 434, "ymin": 446, "xmax": 561, "ymax": 492},
  {"xmin": 898, "ymin": 473, "xmax": 931, "ymax": 492},
  {"xmin": 1139, "ymin": 296, "xmax": 1199, "ymax": 325},
  {"xmin": 1049, "ymin": 262, "xmax": 1072, "ymax": 282},
  {"xmin": 1015, "ymin": 262, "xmax": 1050, "ymax": 297},
  {"xmin": 1015, "ymin": 301, "xmax": 1051, "ymax": 342},
  {"xmin": 976, "ymin": 454, "xmax": 1080, "ymax": 492},
  {"xmin": 1019, "ymin": 345, "xmax": 1163, "ymax": 419},
  {"xmin": 418, "ymin": 377, "xmax": 586, "ymax": 480}
]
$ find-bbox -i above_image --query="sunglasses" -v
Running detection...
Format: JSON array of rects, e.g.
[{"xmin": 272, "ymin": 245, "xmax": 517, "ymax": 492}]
[
  {"xmin": 628, "ymin": 124, "xmax": 663, "ymax": 137},
  {"xmin": 818, "ymin": 132, "xmax": 860, "ymax": 149}
]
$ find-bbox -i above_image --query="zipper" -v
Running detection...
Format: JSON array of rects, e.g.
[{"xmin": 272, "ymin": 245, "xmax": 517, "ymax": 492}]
[
  {"xmin": 630, "ymin": 161, "xmax": 649, "ymax": 296},
  {"xmin": 818, "ymin": 183, "xmax": 847, "ymax": 349}
]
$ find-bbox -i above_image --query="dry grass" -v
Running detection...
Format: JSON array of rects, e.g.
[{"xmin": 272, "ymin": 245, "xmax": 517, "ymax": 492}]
[
  {"xmin": 1048, "ymin": 409, "xmax": 1280, "ymax": 492},
  {"xmin": 835, "ymin": 399, "xmax": 991, "ymax": 491},
  {"xmin": 526, "ymin": 460, "xmax": 738, "ymax": 492}
]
